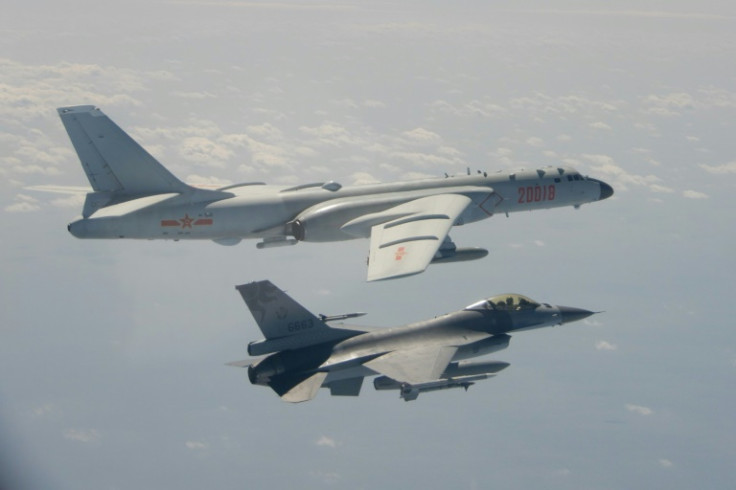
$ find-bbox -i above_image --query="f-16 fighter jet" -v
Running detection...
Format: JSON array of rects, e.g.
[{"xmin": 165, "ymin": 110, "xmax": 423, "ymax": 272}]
[
  {"xmin": 229, "ymin": 280, "xmax": 597, "ymax": 402},
  {"xmin": 56, "ymin": 106, "xmax": 612, "ymax": 281}
]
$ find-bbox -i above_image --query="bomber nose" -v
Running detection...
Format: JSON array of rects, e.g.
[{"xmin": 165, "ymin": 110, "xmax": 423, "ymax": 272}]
[
  {"xmin": 598, "ymin": 180, "xmax": 614, "ymax": 200},
  {"xmin": 558, "ymin": 306, "xmax": 595, "ymax": 324}
]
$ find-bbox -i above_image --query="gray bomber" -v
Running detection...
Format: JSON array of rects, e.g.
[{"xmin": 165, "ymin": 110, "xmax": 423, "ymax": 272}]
[
  {"xmin": 56, "ymin": 105, "xmax": 613, "ymax": 281},
  {"xmin": 230, "ymin": 280, "xmax": 596, "ymax": 402}
]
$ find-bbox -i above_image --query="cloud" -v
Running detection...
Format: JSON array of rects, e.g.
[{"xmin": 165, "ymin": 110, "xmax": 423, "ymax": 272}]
[
  {"xmin": 389, "ymin": 151, "xmax": 457, "ymax": 169},
  {"xmin": 350, "ymin": 172, "xmax": 381, "ymax": 185},
  {"xmin": 184, "ymin": 174, "xmax": 233, "ymax": 188},
  {"xmin": 179, "ymin": 137, "xmax": 235, "ymax": 168},
  {"xmin": 659, "ymin": 458, "xmax": 674, "ymax": 468},
  {"xmin": 63, "ymin": 428, "xmax": 101, "ymax": 443},
  {"xmin": 596, "ymin": 341, "xmax": 617, "ymax": 351},
  {"xmin": 649, "ymin": 184, "xmax": 674, "ymax": 194},
  {"xmin": 171, "ymin": 91, "xmax": 217, "ymax": 100},
  {"xmin": 299, "ymin": 123, "xmax": 356, "ymax": 147},
  {"xmin": 309, "ymin": 470, "xmax": 341, "ymax": 484},
  {"xmin": 363, "ymin": 99, "xmax": 386, "ymax": 109},
  {"xmin": 626, "ymin": 404, "xmax": 654, "ymax": 416},
  {"xmin": 245, "ymin": 122, "xmax": 284, "ymax": 141},
  {"xmin": 582, "ymin": 154, "xmax": 668, "ymax": 193},
  {"xmin": 31, "ymin": 404, "xmax": 54, "ymax": 417},
  {"xmin": 400, "ymin": 171, "xmax": 436, "ymax": 181},
  {"xmin": 589, "ymin": 121, "xmax": 612, "ymax": 130},
  {"xmin": 331, "ymin": 98, "xmax": 359, "ymax": 109},
  {"xmin": 642, "ymin": 88, "xmax": 736, "ymax": 117},
  {"xmin": 4, "ymin": 194, "xmax": 40, "ymax": 213},
  {"xmin": 315, "ymin": 435, "xmax": 339, "ymax": 448},
  {"xmin": 641, "ymin": 92, "xmax": 695, "ymax": 116},
  {"xmin": 402, "ymin": 128, "xmax": 443, "ymax": 145},
  {"xmin": 699, "ymin": 162, "xmax": 736, "ymax": 175},
  {"xmin": 51, "ymin": 194, "xmax": 85, "ymax": 208},
  {"xmin": 241, "ymin": 137, "xmax": 292, "ymax": 169},
  {"xmin": 185, "ymin": 441, "xmax": 209, "ymax": 450},
  {"xmin": 682, "ymin": 190, "xmax": 709, "ymax": 200}
]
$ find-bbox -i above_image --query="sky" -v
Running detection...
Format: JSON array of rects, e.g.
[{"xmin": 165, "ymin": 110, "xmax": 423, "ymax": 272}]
[{"xmin": 1, "ymin": 1, "xmax": 735, "ymax": 488}]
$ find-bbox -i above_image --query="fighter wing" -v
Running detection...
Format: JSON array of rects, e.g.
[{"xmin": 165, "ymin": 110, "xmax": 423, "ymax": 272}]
[
  {"xmin": 365, "ymin": 194, "xmax": 473, "ymax": 281},
  {"xmin": 363, "ymin": 345, "xmax": 458, "ymax": 385}
]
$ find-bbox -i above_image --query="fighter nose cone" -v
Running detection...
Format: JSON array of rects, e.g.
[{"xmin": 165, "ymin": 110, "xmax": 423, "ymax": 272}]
[
  {"xmin": 558, "ymin": 306, "xmax": 595, "ymax": 324},
  {"xmin": 598, "ymin": 181, "xmax": 614, "ymax": 200}
]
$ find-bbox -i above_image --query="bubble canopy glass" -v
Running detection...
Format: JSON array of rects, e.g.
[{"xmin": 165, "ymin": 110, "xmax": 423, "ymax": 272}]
[{"xmin": 465, "ymin": 294, "xmax": 540, "ymax": 311}]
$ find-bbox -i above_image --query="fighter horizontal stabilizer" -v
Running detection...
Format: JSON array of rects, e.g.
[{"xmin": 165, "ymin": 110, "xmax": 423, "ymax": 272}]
[
  {"xmin": 270, "ymin": 372, "xmax": 328, "ymax": 403},
  {"xmin": 225, "ymin": 359, "xmax": 259, "ymax": 368},
  {"xmin": 366, "ymin": 194, "xmax": 474, "ymax": 281}
]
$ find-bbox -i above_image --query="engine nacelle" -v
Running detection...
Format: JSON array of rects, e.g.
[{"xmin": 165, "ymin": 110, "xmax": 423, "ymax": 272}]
[
  {"xmin": 431, "ymin": 247, "xmax": 489, "ymax": 264},
  {"xmin": 247, "ymin": 355, "xmax": 288, "ymax": 385},
  {"xmin": 288, "ymin": 196, "xmax": 410, "ymax": 242},
  {"xmin": 247, "ymin": 346, "xmax": 333, "ymax": 385},
  {"xmin": 288, "ymin": 186, "xmax": 494, "ymax": 242}
]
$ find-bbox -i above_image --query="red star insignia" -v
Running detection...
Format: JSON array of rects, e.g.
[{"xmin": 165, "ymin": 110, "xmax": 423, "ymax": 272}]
[
  {"xmin": 179, "ymin": 214, "xmax": 194, "ymax": 228},
  {"xmin": 394, "ymin": 246, "xmax": 407, "ymax": 261}
]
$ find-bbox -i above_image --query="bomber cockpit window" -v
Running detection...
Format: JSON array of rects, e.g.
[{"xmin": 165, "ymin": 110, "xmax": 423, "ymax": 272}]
[{"xmin": 486, "ymin": 294, "xmax": 540, "ymax": 310}]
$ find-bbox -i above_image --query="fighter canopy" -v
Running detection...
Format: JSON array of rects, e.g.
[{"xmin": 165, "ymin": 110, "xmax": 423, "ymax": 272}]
[{"xmin": 465, "ymin": 293, "xmax": 541, "ymax": 311}]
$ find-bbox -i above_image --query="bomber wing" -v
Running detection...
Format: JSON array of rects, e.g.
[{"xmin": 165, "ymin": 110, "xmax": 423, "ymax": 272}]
[
  {"xmin": 363, "ymin": 345, "xmax": 458, "ymax": 385},
  {"xmin": 363, "ymin": 194, "xmax": 473, "ymax": 281}
]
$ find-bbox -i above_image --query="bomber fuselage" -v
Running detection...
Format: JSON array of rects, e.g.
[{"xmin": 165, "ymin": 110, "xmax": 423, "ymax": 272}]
[{"xmin": 68, "ymin": 166, "xmax": 612, "ymax": 244}]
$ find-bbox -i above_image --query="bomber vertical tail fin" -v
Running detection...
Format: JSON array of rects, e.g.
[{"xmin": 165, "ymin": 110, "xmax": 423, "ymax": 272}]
[{"xmin": 57, "ymin": 106, "xmax": 192, "ymax": 196}]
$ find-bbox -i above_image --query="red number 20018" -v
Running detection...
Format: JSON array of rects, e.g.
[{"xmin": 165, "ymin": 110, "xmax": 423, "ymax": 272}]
[{"xmin": 518, "ymin": 184, "xmax": 556, "ymax": 203}]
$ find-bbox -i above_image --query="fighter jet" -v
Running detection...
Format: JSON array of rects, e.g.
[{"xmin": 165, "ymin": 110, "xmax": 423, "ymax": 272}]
[
  {"xmin": 229, "ymin": 280, "xmax": 597, "ymax": 402},
  {"xmin": 56, "ymin": 105, "xmax": 613, "ymax": 281}
]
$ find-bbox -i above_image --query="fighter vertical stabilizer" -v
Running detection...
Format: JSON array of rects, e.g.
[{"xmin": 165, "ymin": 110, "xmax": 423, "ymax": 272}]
[{"xmin": 236, "ymin": 280, "xmax": 363, "ymax": 356}]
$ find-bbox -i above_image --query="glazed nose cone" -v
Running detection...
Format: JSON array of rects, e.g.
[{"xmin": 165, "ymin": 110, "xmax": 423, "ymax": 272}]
[{"xmin": 599, "ymin": 181, "xmax": 614, "ymax": 200}]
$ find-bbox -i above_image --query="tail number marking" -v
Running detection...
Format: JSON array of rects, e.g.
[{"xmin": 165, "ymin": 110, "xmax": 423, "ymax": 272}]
[
  {"xmin": 518, "ymin": 185, "xmax": 556, "ymax": 204},
  {"xmin": 287, "ymin": 318, "xmax": 315, "ymax": 333}
]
